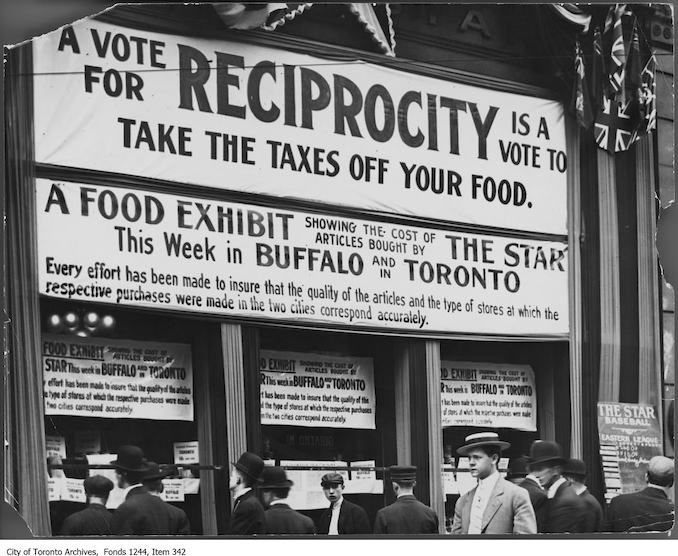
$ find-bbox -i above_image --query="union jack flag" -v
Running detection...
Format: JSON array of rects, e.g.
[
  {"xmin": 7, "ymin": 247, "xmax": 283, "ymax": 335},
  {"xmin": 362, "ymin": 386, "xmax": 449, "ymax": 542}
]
[
  {"xmin": 634, "ymin": 55, "xmax": 657, "ymax": 138},
  {"xmin": 594, "ymin": 96, "xmax": 635, "ymax": 152}
]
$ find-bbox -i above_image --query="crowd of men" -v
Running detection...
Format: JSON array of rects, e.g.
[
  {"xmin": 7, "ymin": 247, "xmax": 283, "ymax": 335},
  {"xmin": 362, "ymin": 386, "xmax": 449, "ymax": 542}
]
[{"xmin": 59, "ymin": 434, "xmax": 674, "ymax": 536}]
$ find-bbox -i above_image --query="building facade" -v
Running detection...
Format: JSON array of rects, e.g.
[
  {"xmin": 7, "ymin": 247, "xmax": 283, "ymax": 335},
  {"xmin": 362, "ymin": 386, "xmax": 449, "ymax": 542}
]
[{"xmin": 3, "ymin": 3, "xmax": 674, "ymax": 535}]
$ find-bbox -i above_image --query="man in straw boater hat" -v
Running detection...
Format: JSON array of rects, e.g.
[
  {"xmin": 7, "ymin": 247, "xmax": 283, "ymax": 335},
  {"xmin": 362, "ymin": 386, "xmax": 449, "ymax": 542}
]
[
  {"xmin": 562, "ymin": 458, "xmax": 602, "ymax": 533},
  {"xmin": 373, "ymin": 465, "xmax": 438, "ymax": 534},
  {"xmin": 527, "ymin": 440, "xmax": 585, "ymax": 533},
  {"xmin": 226, "ymin": 451, "xmax": 266, "ymax": 535},
  {"xmin": 109, "ymin": 445, "xmax": 190, "ymax": 535},
  {"xmin": 318, "ymin": 472, "xmax": 370, "ymax": 535},
  {"xmin": 259, "ymin": 466, "xmax": 316, "ymax": 534},
  {"xmin": 451, "ymin": 432, "xmax": 536, "ymax": 535}
]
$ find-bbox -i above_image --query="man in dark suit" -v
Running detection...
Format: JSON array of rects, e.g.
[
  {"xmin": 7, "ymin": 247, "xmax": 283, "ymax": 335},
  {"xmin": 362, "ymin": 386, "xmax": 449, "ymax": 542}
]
[
  {"xmin": 507, "ymin": 455, "xmax": 548, "ymax": 532},
  {"xmin": 606, "ymin": 455, "xmax": 674, "ymax": 532},
  {"xmin": 563, "ymin": 458, "xmax": 603, "ymax": 532},
  {"xmin": 528, "ymin": 441, "xmax": 585, "ymax": 533},
  {"xmin": 227, "ymin": 452, "xmax": 266, "ymax": 535},
  {"xmin": 318, "ymin": 472, "xmax": 370, "ymax": 535},
  {"xmin": 260, "ymin": 466, "xmax": 316, "ymax": 534},
  {"xmin": 109, "ymin": 445, "xmax": 190, "ymax": 535},
  {"xmin": 59, "ymin": 475, "xmax": 114, "ymax": 535},
  {"xmin": 141, "ymin": 462, "xmax": 191, "ymax": 534},
  {"xmin": 374, "ymin": 465, "xmax": 438, "ymax": 534}
]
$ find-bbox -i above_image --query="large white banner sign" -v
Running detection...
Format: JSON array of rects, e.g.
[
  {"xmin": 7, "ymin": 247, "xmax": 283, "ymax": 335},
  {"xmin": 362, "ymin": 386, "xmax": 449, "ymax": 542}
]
[
  {"xmin": 441, "ymin": 361, "xmax": 536, "ymax": 430},
  {"xmin": 260, "ymin": 350, "xmax": 376, "ymax": 429},
  {"xmin": 36, "ymin": 180, "xmax": 569, "ymax": 336},
  {"xmin": 42, "ymin": 334, "xmax": 193, "ymax": 420},
  {"xmin": 33, "ymin": 20, "xmax": 567, "ymax": 234}
]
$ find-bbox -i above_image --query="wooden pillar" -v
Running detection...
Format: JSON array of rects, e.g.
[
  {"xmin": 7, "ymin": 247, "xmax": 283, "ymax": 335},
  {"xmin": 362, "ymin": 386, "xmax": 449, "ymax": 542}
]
[
  {"xmin": 424, "ymin": 340, "xmax": 445, "ymax": 534},
  {"xmin": 597, "ymin": 149, "xmax": 621, "ymax": 402},
  {"xmin": 221, "ymin": 324, "xmax": 247, "ymax": 482},
  {"xmin": 635, "ymin": 136, "xmax": 662, "ymax": 421},
  {"xmin": 393, "ymin": 343, "xmax": 412, "ymax": 466},
  {"xmin": 567, "ymin": 117, "xmax": 584, "ymax": 457}
]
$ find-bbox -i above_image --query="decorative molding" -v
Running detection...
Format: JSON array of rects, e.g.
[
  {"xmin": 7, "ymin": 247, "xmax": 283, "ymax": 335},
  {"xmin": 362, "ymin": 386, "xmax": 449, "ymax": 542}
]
[
  {"xmin": 597, "ymin": 149, "xmax": 621, "ymax": 402},
  {"xmin": 636, "ymin": 136, "xmax": 662, "ymax": 421},
  {"xmin": 221, "ymin": 324, "xmax": 247, "ymax": 478},
  {"xmin": 424, "ymin": 340, "xmax": 445, "ymax": 534},
  {"xmin": 567, "ymin": 116, "xmax": 584, "ymax": 457}
]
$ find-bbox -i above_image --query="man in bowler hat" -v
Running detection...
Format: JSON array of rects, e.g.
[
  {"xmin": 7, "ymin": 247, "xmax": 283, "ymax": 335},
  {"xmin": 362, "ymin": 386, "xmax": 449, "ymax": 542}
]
[
  {"xmin": 451, "ymin": 433, "xmax": 536, "ymax": 535},
  {"xmin": 606, "ymin": 455, "xmax": 674, "ymax": 532},
  {"xmin": 562, "ymin": 458, "xmax": 602, "ymax": 532},
  {"xmin": 527, "ymin": 440, "xmax": 585, "ymax": 533},
  {"xmin": 318, "ymin": 472, "xmax": 370, "ymax": 535},
  {"xmin": 227, "ymin": 452, "xmax": 266, "ymax": 535},
  {"xmin": 109, "ymin": 445, "xmax": 190, "ymax": 535},
  {"xmin": 59, "ymin": 474, "xmax": 115, "ymax": 536},
  {"xmin": 373, "ymin": 465, "xmax": 438, "ymax": 534},
  {"xmin": 141, "ymin": 462, "xmax": 191, "ymax": 534},
  {"xmin": 259, "ymin": 466, "xmax": 316, "ymax": 534},
  {"xmin": 515, "ymin": 447, "xmax": 548, "ymax": 532}
]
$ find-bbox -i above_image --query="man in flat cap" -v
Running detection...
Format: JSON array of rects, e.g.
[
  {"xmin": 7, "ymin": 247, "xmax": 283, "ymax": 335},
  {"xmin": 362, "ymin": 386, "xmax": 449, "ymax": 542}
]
[
  {"xmin": 259, "ymin": 466, "xmax": 316, "ymax": 534},
  {"xmin": 451, "ymin": 432, "xmax": 536, "ymax": 535},
  {"xmin": 59, "ymin": 474, "xmax": 114, "ymax": 536},
  {"xmin": 318, "ymin": 472, "xmax": 370, "ymax": 535},
  {"xmin": 374, "ymin": 465, "xmax": 438, "ymax": 534},
  {"xmin": 227, "ymin": 451, "xmax": 266, "ymax": 535},
  {"xmin": 527, "ymin": 440, "xmax": 585, "ymax": 533},
  {"xmin": 562, "ymin": 458, "xmax": 602, "ymax": 532},
  {"xmin": 606, "ymin": 455, "xmax": 674, "ymax": 532},
  {"xmin": 109, "ymin": 445, "xmax": 190, "ymax": 535}
]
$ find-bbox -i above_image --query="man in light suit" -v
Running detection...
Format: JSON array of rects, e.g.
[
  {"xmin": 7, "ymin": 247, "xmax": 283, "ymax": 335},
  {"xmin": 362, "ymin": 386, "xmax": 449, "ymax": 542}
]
[
  {"xmin": 318, "ymin": 472, "xmax": 371, "ymax": 534},
  {"xmin": 451, "ymin": 432, "xmax": 537, "ymax": 535}
]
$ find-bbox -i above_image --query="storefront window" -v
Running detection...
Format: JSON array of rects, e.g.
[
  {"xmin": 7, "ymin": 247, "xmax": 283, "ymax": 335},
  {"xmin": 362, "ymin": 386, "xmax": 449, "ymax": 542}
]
[{"xmin": 257, "ymin": 327, "xmax": 397, "ymax": 527}]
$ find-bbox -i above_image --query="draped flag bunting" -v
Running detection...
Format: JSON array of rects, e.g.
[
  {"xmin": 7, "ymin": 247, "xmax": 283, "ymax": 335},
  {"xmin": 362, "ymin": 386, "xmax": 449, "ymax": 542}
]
[
  {"xmin": 573, "ymin": 41, "xmax": 594, "ymax": 129},
  {"xmin": 571, "ymin": 5, "xmax": 658, "ymax": 153}
]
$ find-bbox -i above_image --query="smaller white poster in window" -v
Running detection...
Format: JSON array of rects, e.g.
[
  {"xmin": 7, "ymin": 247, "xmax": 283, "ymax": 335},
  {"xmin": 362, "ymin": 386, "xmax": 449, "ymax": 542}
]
[
  {"xmin": 441, "ymin": 361, "xmax": 536, "ymax": 431},
  {"xmin": 173, "ymin": 441, "xmax": 199, "ymax": 465}
]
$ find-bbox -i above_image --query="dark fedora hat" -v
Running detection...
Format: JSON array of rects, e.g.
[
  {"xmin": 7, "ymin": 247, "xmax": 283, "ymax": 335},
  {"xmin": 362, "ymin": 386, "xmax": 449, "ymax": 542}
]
[
  {"xmin": 142, "ymin": 461, "xmax": 174, "ymax": 482},
  {"xmin": 389, "ymin": 465, "xmax": 417, "ymax": 482},
  {"xmin": 457, "ymin": 432, "xmax": 510, "ymax": 456},
  {"xmin": 506, "ymin": 456, "xmax": 529, "ymax": 479},
  {"xmin": 234, "ymin": 452, "xmax": 265, "ymax": 482},
  {"xmin": 563, "ymin": 458, "xmax": 587, "ymax": 478},
  {"xmin": 258, "ymin": 466, "xmax": 293, "ymax": 489},
  {"xmin": 528, "ymin": 440, "xmax": 566, "ymax": 467},
  {"xmin": 111, "ymin": 445, "xmax": 151, "ymax": 473},
  {"xmin": 320, "ymin": 472, "xmax": 344, "ymax": 488}
]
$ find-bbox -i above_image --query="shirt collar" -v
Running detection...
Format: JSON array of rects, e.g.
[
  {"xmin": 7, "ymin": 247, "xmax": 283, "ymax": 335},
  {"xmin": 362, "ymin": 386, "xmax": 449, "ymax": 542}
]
[
  {"xmin": 121, "ymin": 483, "xmax": 144, "ymax": 498},
  {"xmin": 235, "ymin": 487, "xmax": 252, "ymax": 501},
  {"xmin": 547, "ymin": 477, "xmax": 567, "ymax": 499},
  {"xmin": 269, "ymin": 499, "xmax": 288, "ymax": 507},
  {"xmin": 572, "ymin": 483, "xmax": 587, "ymax": 495},
  {"xmin": 478, "ymin": 469, "xmax": 501, "ymax": 490},
  {"xmin": 331, "ymin": 497, "xmax": 343, "ymax": 510}
]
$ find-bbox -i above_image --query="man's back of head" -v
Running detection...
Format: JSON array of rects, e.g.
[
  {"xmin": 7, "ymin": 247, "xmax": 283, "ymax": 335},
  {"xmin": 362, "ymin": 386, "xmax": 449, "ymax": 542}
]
[{"xmin": 647, "ymin": 455, "xmax": 674, "ymax": 488}]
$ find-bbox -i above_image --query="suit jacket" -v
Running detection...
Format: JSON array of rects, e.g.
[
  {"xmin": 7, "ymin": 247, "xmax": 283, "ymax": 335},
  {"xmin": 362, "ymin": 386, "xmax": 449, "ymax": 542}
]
[
  {"xmin": 542, "ymin": 480, "xmax": 585, "ymax": 533},
  {"xmin": 110, "ymin": 486, "xmax": 191, "ymax": 535},
  {"xmin": 228, "ymin": 490, "xmax": 266, "ymax": 535},
  {"xmin": 579, "ymin": 488, "xmax": 603, "ymax": 533},
  {"xmin": 519, "ymin": 477, "xmax": 548, "ymax": 532},
  {"xmin": 318, "ymin": 499, "xmax": 371, "ymax": 535},
  {"xmin": 59, "ymin": 503, "xmax": 113, "ymax": 536},
  {"xmin": 451, "ymin": 476, "xmax": 537, "ymax": 535},
  {"xmin": 264, "ymin": 503, "xmax": 316, "ymax": 535},
  {"xmin": 606, "ymin": 487, "xmax": 674, "ymax": 532},
  {"xmin": 374, "ymin": 494, "xmax": 438, "ymax": 534}
]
